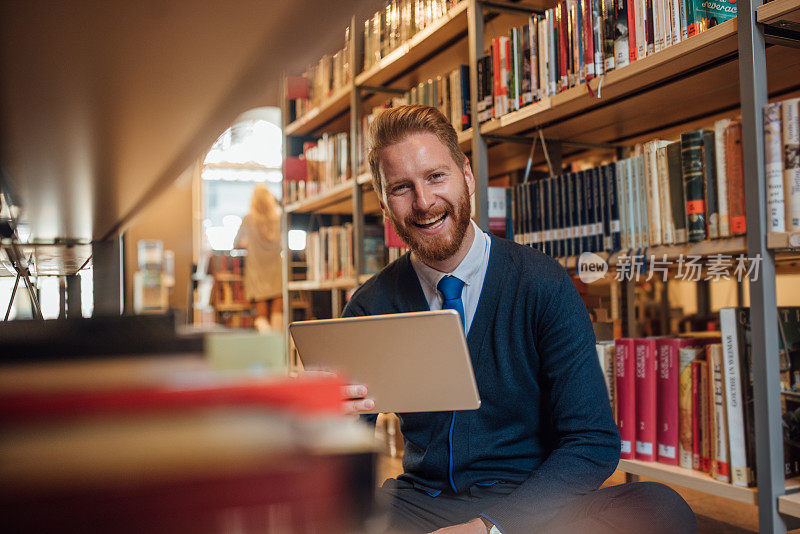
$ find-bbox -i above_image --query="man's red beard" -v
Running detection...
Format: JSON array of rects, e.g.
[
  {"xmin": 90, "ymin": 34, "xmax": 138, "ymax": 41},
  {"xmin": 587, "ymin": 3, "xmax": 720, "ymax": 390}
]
[{"xmin": 386, "ymin": 181, "xmax": 472, "ymax": 264}]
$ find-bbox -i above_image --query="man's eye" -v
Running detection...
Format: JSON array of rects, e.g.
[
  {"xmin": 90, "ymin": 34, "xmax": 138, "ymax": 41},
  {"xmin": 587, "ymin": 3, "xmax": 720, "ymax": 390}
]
[
  {"xmin": 391, "ymin": 185, "xmax": 408, "ymax": 194},
  {"xmin": 430, "ymin": 173, "xmax": 444, "ymax": 180}
]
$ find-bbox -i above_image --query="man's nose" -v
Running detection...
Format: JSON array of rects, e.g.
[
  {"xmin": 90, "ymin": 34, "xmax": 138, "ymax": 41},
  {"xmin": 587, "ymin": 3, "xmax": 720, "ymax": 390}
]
[{"xmin": 412, "ymin": 184, "xmax": 435, "ymax": 211}]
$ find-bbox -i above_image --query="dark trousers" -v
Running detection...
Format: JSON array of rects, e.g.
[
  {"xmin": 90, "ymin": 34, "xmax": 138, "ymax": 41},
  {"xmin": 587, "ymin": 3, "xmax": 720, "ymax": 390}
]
[{"xmin": 377, "ymin": 478, "xmax": 697, "ymax": 534}]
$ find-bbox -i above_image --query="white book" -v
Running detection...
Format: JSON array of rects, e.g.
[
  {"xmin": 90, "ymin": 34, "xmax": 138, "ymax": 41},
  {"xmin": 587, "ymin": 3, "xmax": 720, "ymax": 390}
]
[
  {"xmin": 636, "ymin": 154, "xmax": 649, "ymax": 248},
  {"xmin": 617, "ymin": 160, "xmax": 629, "ymax": 249},
  {"xmin": 715, "ymin": 118, "xmax": 733, "ymax": 237},
  {"xmin": 635, "ymin": 0, "xmax": 647, "ymax": 59},
  {"xmin": 708, "ymin": 344, "xmax": 731, "ymax": 483},
  {"xmin": 679, "ymin": 0, "xmax": 688, "ymax": 40},
  {"xmin": 538, "ymin": 17, "xmax": 548, "ymax": 100},
  {"xmin": 662, "ymin": 0, "xmax": 672, "ymax": 50},
  {"xmin": 654, "ymin": 0, "xmax": 665, "ymax": 52},
  {"xmin": 765, "ymin": 102, "xmax": 786, "ymax": 233},
  {"xmin": 782, "ymin": 98, "xmax": 800, "ymax": 231},
  {"xmin": 627, "ymin": 157, "xmax": 639, "ymax": 248},
  {"xmin": 669, "ymin": 0, "xmax": 681, "ymax": 45},
  {"xmin": 719, "ymin": 308, "xmax": 752, "ymax": 487},
  {"xmin": 657, "ymin": 145, "xmax": 675, "ymax": 244}
]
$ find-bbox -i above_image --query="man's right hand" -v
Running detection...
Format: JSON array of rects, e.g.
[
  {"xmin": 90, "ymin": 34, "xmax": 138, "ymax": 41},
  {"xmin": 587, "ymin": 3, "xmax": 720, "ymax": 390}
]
[{"xmin": 342, "ymin": 384, "xmax": 374, "ymax": 414}]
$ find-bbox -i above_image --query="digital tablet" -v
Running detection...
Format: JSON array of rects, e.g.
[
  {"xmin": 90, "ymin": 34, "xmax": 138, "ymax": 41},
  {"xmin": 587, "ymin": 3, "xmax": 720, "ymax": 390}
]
[{"xmin": 289, "ymin": 310, "xmax": 481, "ymax": 414}]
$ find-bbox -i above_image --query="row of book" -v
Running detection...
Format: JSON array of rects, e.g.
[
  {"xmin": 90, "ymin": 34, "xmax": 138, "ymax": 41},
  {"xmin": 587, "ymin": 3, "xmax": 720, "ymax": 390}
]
[
  {"xmin": 305, "ymin": 224, "xmax": 386, "ymax": 282},
  {"xmin": 285, "ymin": 133, "xmax": 351, "ymax": 204},
  {"xmin": 511, "ymin": 120, "xmax": 747, "ymax": 256},
  {"xmin": 764, "ymin": 97, "xmax": 800, "ymax": 234},
  {"xmin": 363, "ymin": 0, "xmax": 461, "ymax": 72},
  {"xmin": 598, "ymin": 306, "xmax": 800, "ymax": 487},
  {"xmin": 291, "ymin": 26, "xmax": 354, "ymax": 119},
  {"xmin": 476, "ymin": 0, "xmax": 736, "ymax": 122}
]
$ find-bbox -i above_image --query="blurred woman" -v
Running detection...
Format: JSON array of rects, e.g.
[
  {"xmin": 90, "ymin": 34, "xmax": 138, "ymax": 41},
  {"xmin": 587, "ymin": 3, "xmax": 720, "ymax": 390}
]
[{"xmin": 234, "ymin": 184, "xmax": 283, "ymax": 332}]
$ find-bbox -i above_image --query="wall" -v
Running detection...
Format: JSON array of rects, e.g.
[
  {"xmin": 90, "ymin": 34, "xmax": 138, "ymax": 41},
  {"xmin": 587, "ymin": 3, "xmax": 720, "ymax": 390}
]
[{"xmin": 123, "ymin": 162, "xmax": 198, "ymax": 316}]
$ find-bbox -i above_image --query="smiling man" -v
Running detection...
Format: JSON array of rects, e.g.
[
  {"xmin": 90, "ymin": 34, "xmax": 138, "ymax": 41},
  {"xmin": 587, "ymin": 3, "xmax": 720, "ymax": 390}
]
[{"xmin": 342, "ymin": 105, "xmax": 696, "ymax": 534}]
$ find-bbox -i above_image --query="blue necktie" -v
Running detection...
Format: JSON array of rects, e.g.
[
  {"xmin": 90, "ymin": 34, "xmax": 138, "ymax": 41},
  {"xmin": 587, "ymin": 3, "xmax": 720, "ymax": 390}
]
[{"xmin": 437, "ymin": 275, "xmax": 465, "ymax": 331}]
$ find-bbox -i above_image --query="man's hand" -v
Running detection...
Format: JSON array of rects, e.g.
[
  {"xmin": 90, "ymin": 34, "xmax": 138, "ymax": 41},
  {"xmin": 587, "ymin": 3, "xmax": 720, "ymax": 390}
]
[
  {"xmin": 342, "ymin": 383, "xmax": 374, "ymax": 414},
  {"xmin": 429, "ymin": 518, "xmax": 488, "ymax": 533}
]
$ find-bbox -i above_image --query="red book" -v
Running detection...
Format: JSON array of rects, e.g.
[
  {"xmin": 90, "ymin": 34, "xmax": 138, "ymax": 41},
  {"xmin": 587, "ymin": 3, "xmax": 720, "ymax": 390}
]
[
  {"xmin": 691, "ymin": 360, "xmax": 702, "ymax": 470},
  {"xmin": 558, "ymin": 2, "xmax": 569, "ymax": 91},
  {"xmin": 492, "ymin": 38, "xmax": 503, "ymax": 118},
  {"xmin": 635, "ymin": 338, "xmax": 657, "ymax": 461},
  {"xmin": 626, "ymin": 0, "xmax": 638, "ymax": 63},
  {"xmin": 726, "ymin": 120, "xmax": 747, "ymax": 235},
  {"xmin": 615, "ymin": 338, "xmax": 636, "ymax": 460},
  {"xmin": 655, "ymin": 338, "xmax": 694, "ymax": 465},
  {"xmin": 582, "ymin": 0, "xmax": 595, "ymax": 80}
]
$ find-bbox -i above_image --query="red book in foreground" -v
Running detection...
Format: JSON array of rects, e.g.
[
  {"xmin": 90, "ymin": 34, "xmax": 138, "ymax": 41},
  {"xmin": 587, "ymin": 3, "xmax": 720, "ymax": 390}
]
[
  {"xmin": 634, "ymin": 338, "xmax": 657, "ymax": 461},
  {"xmin": 615, "ymin": 338, "xmax": 636, "ymax": 459}
]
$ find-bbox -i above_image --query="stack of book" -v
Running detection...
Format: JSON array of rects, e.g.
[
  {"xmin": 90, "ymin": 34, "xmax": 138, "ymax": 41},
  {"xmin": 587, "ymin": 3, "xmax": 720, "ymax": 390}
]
[
  {"xmin": 362, "ymin": 0, "xmax": 462, "ymax": 72},
  {"xmin": 306, "ymin": 224, "xmax": 356, "ymax": 282},
  {"xmin": 764, "ymin": 97, "xmax": 800, "ymax": 234},
  {"xmin": 512, "ymin": 119, "xmax": 746, "ymax": 257},
  {"xmin": 596, "ymin": 306, "xmax": 800, "ymax": 487},
  {"xmin": 477, "ymin": 0, "xmax": 736, "ymax": 122},
  {"xmin": 285, "ymin": 133, "xmax": 350, "ymax": 204}
]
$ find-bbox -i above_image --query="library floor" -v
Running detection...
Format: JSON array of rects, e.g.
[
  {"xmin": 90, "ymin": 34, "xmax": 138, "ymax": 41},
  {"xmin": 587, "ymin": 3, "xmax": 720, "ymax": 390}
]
[{"xmin": 376, "ymin": 455, "xmax": 770, "ymax": 533}]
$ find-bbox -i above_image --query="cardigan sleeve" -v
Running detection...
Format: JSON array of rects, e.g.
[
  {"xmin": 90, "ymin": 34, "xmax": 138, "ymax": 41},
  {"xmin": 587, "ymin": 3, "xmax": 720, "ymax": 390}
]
[{"xmin": 480, "ymin": 269, "xmax": 620, "ymax": 533}]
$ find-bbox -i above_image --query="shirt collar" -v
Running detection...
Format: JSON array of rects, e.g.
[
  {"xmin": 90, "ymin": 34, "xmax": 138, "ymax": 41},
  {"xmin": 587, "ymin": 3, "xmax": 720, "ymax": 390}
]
[{"xmin": 411, "ymin": 219, "xmax": 488, "ymax": 293}]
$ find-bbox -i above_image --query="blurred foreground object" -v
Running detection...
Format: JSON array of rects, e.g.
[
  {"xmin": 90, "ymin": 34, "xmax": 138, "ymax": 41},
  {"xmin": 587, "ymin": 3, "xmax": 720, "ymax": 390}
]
[{"xmin": 0, "ymin": 315, "xmax": 376, "ymax": 533}]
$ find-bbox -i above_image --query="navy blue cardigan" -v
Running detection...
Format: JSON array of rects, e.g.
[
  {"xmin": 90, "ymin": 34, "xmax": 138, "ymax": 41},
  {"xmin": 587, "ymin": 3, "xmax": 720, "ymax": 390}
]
[{"xmin": 343, "ymin": 236, "xmax": 620, "ymax": 532}]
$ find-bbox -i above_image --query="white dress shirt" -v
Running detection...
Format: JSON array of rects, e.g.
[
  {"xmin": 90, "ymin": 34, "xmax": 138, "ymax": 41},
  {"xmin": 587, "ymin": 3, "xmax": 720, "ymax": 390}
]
[{"xmin": 410, "ymin": 220, "xmax": 492, "ymax": 334}]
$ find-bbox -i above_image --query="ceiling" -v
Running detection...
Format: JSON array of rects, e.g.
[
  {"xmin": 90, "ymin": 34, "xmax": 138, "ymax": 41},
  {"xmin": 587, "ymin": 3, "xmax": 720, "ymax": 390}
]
[{"xmin": 0, "ymin": 0, "xmax": 385, "ymax": 247}]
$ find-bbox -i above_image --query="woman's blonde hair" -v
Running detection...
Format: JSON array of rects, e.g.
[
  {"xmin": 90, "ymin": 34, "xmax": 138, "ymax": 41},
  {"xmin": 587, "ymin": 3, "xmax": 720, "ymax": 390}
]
[
  {"xmin": 367, "ymin": 105, "xmax": 467, "ymax": 198},
  {"xmin": 249, "ymin": 184, "xmax": 281, "ymax": 241}
]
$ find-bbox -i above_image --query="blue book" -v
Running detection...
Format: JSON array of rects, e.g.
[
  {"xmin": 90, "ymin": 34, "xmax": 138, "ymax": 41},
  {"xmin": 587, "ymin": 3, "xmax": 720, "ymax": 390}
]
[
  {"xmin": 606, "ymin": 163, "xmax": 622, "ymax": 251},
  {"xmin": 591, "ymin": 167, "xmax": 602, "ymax": 252}
]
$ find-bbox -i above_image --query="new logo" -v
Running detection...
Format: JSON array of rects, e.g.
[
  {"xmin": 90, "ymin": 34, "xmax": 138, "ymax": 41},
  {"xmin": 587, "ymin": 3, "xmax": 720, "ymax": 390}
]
[{"xmin": 577, "ymin": 252, "xmax": 608, "ymax": 283}]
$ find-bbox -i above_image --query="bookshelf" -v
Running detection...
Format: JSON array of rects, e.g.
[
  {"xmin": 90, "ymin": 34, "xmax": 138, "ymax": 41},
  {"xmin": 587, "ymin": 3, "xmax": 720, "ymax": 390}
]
[{"xmin": 281, "ymin": 1, "xmax": 800, "ymax": 530}]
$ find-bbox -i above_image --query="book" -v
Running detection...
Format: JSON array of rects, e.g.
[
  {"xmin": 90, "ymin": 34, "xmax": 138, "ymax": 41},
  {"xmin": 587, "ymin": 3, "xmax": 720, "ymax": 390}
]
[
  {"xmin": 783, "ymin": 97, "xmax": 800, "ymax": 231},
  {"xmin": 626, "ymin": 0, "xmax": 639, "ymax": 62},
  {"xmin": 708, "ymin": 343, "xmax": 731, "ymax": 482},
  {"xmin": 702, "ymin": 130, "xmax": 719, "ymax": 239},
  {"xmin": 699, "ymin": 358, "xmax": 711, "ymax": 472},
  {"xmin": 726, "ymin": 120, "xmax": 747, "ymax": 235},
  {"xmin": 764, "ymin": 102, "xmax": 786, "ymax": 233},
  {"xmin": 719, "ymin": 307, "xmax": 753, "ymax": 486},
  {"xmin": 680, "ymin": 130, "xmax": 708, "ymax": 242},
  {"xmin": 667, "ymin": 141, "xmax": 688, "ymax": 244},
  {"xmin": 635, "ymin": 338, "xmax": 658, "ymax": 461},
  {"xmin": 614, "ymin": 0, "xmax": 630, "ymax": 68},
  {"xmin": 679, "ymin": 345, "xmax": 701, "ymax": 469},
  {"xmin": 602, "ymin": 0, "xmax": 616, "ymax": 72},
  {"xmin": 714, "ymin": 118, "xmax": 733, "ymax": 237},
  {"xmin": 597, "ymin": 342, "xmax": 617, "ymax": 417},
  {"xmin": 691, "ymin": 358, "xmax": 702, "ymax": 469},
  {"xmin": 616, "ymin": 338, "xmax": 637, "ymax": 459},
  {"xmin": 657, "ymin": 338, "xmax": 695, "ymax": 465}
]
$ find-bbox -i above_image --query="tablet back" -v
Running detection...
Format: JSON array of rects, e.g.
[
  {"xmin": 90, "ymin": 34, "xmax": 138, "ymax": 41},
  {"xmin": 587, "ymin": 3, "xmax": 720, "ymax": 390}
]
[{"xmin": 289, "ymin": 310, "xmax": 481, "ymax": 414}]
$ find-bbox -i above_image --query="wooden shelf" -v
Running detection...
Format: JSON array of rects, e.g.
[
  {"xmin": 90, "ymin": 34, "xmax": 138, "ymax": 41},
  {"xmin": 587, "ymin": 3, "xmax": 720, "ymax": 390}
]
[
  {"xmin": 457, "ymin": 127, "xmax": 473, "ymax": 150},
  {"xmin": 285, "ymin": 178, "xmax": 358, "ymax": 214},
  {"xmin": 355, "ymin": 1, "xmax": 469, "ymax": 89},
  {"xmin": 287, "ymin": 278, "xmax": 359, "ymax": 291},
  {"xmin": 768, "ymin": 231, "xmax": 800, "ymax": 251},
  {"xmin": 758, "ymin": 0, "xmax": 800, "ymax": 25},
  {"xmin": 779, "ymin": 492, "xmax": 800, "ymax": 518},
  {"xmin": 213, "ymin": 272, "xmax": 242, "ymax": 282},
  {"xmin": 285, "ymin": 85, "xmax": 351, "ymax": 137},
  {"xmin": 617, "ymin": 459, "xmax": 756, "ymax": 505}
]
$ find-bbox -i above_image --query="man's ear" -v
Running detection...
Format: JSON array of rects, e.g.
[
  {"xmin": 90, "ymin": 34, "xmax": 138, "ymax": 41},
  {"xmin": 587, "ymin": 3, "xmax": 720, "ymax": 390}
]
[{"xmin": 462, "ymin": 158, "xmax": 476, "ymax": 196}]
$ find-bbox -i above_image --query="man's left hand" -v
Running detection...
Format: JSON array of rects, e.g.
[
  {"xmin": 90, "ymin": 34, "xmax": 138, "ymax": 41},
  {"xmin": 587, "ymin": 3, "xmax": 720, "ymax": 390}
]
[{"xmin": 429, "ymin": 518, "xmax": 487, "ymax": 533}]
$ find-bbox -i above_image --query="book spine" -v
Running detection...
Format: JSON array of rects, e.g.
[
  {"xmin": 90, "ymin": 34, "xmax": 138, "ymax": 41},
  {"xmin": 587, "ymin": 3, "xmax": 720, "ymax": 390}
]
[
  {"xmin": 635, "ymin": 339, "xmax": 657, "ymax": 461},
  {"xmin": 509, "ymin": 28, "xmax": 519, "ymax": 111},
  {"xmin": 538, "ymin": 17, "xmax": 549, "ymax": 99},
  {"xmin": 646, "ymin": 142, "xmax": 663, "ymax": 246},
  {"xmin": 614, "ymin": 0, "xmax": 630, "ymax": 68},
  {"xmin": 616, "ymin": 338, "xmax": 636, "ymax": 459},
  {"xmin": 764, "ymin": 102, "xmax": 786, "ymax": 233},
  {"xmin": 626, "ymin": 0, "xmax": 638, "ymax": 62},
  {"xmin": 669, "ymin": 0, "xmax": 681, "ymax": 45},
  {"xmin": 656, "ymin": 339, "xmax": 680, "ymax": 465},
  {"xmin": 720, "ymin": 307, "xmax": 752, "ymax": 487},
  {"xmin": 607, "ymin": 164, "xmax": 622, "ymax": 250},
  {"xmin": 492, "ymin": 39, "xmax": 503, "ymax": 118},
  {"xmin": 736, "ymin": 308, "xmax": 757, "ymax": 485},
  {"xmin": 681, "ymin": 130, "xmax": 708, "ymax": 242},
  {"xmin": 783, "ymin": 97, "xmax": 800, "ymax": 231},
  {"xmin": 715, "ymin": 118, "xmax": 732, "ymax": 237},
  {"xmin": 679, "ymin": 0, "xmax": 688, "ymax": 39},
  {"xmin": 726, "ymin": 120, "xmax": 747, "ymax": 235},
  {"xmin": 691, "ymin": 359, "xmax": 701, "ymax": 470},
  {"xmin": 635, "ymin": 0, "xmax": 647, "ymax": 59},
  {"xmin": 686, "ymin": 0, "xmax": 703, "ymax": 37},
  {"xmin": 592, "ymin": 0, "xmax": 604, "ymax": 76},
  {"xmin": 709, "ymin": 343, "xmax": 731, "ymax": 483},
  {"xmin": 702, "ymin": 130, "xmax": 719, "ymax": 239},
  {"xmin": 569, "ymin": 0, "xmax": 584, "ymax": 85},
  {"xmin": 699, "ymin": 359, "xmax": 711, "ymax": 472},
  {"xmin": 616, "ymin": 160, "xmax": 628, "ymax": 249},
  {"xmin": 570, "ymin": 173, "xmax": 579, "ymax": 254},
  {"xmin": 594, "ymin": 168, "xmax": 604, "ymax": 251},
  {"xmin": 657, "ymin": 145, "xmax": 675, "ymax": 245},
  {"xmin": 559, "ymin": 3, "xmax": 569, "ymax": 91},
  {"xmin": 524, "ymin": 20, "xmax": 535, "ymax": 104},
  {"xmin": 666, "ymin": 141, "xmax": 687, "ymax": 243},
  {"xmin": 583, "ymin": 0, "xmax": 596, "ymax": 79},
  {"xmin": 460, "ymin": 65, "xmax": 471, "ymax": 130},
  {"xmin": 603, "ymin": 0, "xmax": 616, "ymax": 72},
  {"xmin": 678, "ymin": 347, "xmax": 695, "ymax": 468},
  {"xmin": 548, "ymin": 9, "xmax": 559, "ymax": 96}
]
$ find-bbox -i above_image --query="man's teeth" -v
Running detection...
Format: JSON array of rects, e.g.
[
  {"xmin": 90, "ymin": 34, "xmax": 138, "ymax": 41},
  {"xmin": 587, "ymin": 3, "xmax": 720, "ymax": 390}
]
[{"xmin": 416, "ymin": 214, "xmax": 445, "ymax": 227}]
